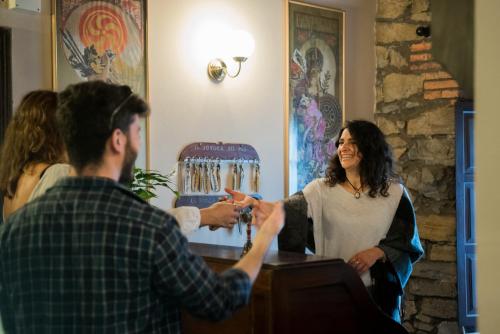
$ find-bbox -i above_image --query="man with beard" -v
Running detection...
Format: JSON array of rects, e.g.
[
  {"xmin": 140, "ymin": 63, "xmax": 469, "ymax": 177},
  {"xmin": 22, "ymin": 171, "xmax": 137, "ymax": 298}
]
[{"xmin": 0, "ymin": 81, "xmax": 284, "ymax": 333}]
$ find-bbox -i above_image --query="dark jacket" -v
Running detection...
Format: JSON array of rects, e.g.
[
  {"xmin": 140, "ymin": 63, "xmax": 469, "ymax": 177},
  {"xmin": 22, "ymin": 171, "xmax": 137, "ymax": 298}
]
[{"xmin": 278, "ymin": 187, "xmax": 424, "ymax": 322}]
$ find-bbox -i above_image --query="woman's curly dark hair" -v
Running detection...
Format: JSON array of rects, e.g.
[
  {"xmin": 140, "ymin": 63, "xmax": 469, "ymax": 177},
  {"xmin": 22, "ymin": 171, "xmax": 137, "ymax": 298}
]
[
  {"xmin": 0, "ymin": 90, "xmax": 65, "ymax": 198},
  {"xmin": 325, "ymin": 120, "xmax": 398, "ymax": 198}
]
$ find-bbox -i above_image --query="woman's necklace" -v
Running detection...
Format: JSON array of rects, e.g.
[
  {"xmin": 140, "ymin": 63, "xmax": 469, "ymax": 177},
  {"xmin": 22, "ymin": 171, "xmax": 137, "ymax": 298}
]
[{"xmin": 345, "ymin": 177, "xmax": 362, "ymax": 199}]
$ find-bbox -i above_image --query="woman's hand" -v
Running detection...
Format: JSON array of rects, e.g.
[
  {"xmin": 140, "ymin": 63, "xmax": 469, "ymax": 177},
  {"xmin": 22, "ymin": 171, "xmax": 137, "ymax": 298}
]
[
  {"xmin": 348, "ymin": 247, "xmax": 385, "ymax": 274},
  {"xmin": 200, "ymin": 202, "xmax": 241, "ymax": 229},
  {"xmin": 251, "ymin": 200, "xmax": 279, "ymax": 228},
  {"xmin": 224, "ymin": 188, "xmax": 257, "ymax": 208},
  {"xmin": 224, "ymin": 188, "xmax": 277, "ymax": 228},
  {"xmin": 256, "ymin": 201, "xmax": 285, "ymax": 236}
]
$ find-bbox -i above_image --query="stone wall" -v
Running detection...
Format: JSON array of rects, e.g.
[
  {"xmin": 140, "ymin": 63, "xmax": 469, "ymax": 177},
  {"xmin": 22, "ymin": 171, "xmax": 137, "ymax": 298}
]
[{"xmin": 375, "ymin": 1, "xmax": 459, "ymax": 333}]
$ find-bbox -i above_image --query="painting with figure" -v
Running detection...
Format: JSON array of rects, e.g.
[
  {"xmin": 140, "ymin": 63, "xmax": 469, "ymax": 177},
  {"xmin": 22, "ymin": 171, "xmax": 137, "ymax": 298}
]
[
  {"xmin": 288, "ymin": 1, "xmax": 344, "ymax": 195},
  {"xmin": 53, "ymin": 0, "xmax": 148, "ymax": 168}
]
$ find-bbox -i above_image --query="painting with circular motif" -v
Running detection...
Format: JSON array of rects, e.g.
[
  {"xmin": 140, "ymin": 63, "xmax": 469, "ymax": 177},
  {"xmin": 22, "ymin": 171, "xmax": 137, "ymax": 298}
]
[
  {"xmin": 53, "ymin": 0, "xmax": 148, "ymax": 168},
  {"xmin": 287, "ymin": 1, "xmax": 344, "ymax": 195}
]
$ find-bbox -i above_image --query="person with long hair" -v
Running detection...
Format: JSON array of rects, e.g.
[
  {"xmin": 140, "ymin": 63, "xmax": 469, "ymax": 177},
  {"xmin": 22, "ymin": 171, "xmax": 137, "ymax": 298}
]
[
  {"xmin": 227, "ymin": 120, "xmax": 424, "ymax": 322},
  {"xmin": 0, "ymin": 90, "xmax": 70, "ymax": 221}
]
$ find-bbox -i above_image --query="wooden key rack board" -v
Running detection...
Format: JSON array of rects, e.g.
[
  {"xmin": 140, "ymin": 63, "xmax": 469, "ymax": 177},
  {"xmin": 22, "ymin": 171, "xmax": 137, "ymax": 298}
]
[{"xmin": 174, "ymin": 142, "xmax": 261, "ymax": 208}]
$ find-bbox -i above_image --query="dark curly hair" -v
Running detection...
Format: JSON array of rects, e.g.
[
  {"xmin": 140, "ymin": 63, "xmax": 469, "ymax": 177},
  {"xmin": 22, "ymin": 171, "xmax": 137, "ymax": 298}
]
[
  {"xmin": 0, "ymin": 90, "xmax": 65, "ymax": 198},
  {"xmin": 57, "ymin": 81, "xmax": 149, "ymax": 172},
  {"xmin": 325, "ymin": 120, "xmax": 399, "ymax": 198}
]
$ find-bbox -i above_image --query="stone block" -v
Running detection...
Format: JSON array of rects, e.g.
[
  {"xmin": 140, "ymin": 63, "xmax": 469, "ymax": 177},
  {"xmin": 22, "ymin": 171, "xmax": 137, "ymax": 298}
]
[
  {"xmin": 409, "ymin": 278, "xmax": 457, "ymax": 298},
  {"xmin": 376, "ymin": 86, "xmax": 384, "ymax": 103},
  {"xmin": 428, "ymin": 245, "xmax": 456, "ymax": 262},
  {"xmin": 412, "ymin": 261, "xmax": 456, "ymax": 281},
  {"xmin": 393, "ymin": 147, "xmax": 407, "ymax": 160},
  {"xmin": 387, "ymin": 136, "xmax": 407, "ymax": 149},
  {"xmin": 376, "ymin": 46, "xmax": 389, "ymax": 68},
  {"xmin": 406, "ymin": 170, "xmax": 421, "ymax": 191},
  {"xmin": 389, "ymin": 49, "xmax": 408, "ymax": 68},
  {"xmin": 416, "ymin": 313, "xmax": 433, "ymax": 323},
  {"xmin": 403, "ymin": 321, "xmax": 415, "ymax": 333},
  {"xmin": 377, "ymin": 23, "xmax": 422, "ymax": 44},
  {"xmin": 407, "ymin": 106, "xmax": 455, "ymax": 135},
  {"xmin": 383, "ymin": 73, "xmax": 424, "ymax": 102},
  {"xmin": 377, "ymin": 0, "xmax": 410, "ymax": 19},
  {"xmin": 421, "ymin": 167, "xmax": 434, "ymax": 184},
  {"xmin": 407, "ymin": 138, "xmax": 455, "ymax": 166},
  {"xmin": 405, "ymin": 300, "xmax": 417, "ymax": 318},
  {"xmin": 421, "ymin": 187, "xmax": 443, "ymax": 201},
  {"xmin": 411, "ymin": 12, "xmax": 431, "ymax": 22},
  {"xmin": 414, "ymin": 320, "xmax": 434, "ymax": 332},
  {"xmin": 437, "ymin": 321, "xmax": 460, "ymax": 334},
  {"xmin": 421, "ymin": 297, "xmax": 458, "ymax": 319},
  {"xmin": 412, "ymin": 0, "xmax": 430, "ymax": 14},
  {"xmin": 405, "ymin": 101, "xmax": 420, "ymax": 108},
  {"xmin": 381, "ymin": 103, "xmax": 399, "ymax": 114},
  {"xmin": 377, "ymin": 117, "xmax": 400, "ymax": 135},
  {"xmin": 417, "ymin": 214, "xmax": 456, "ymax": 242}
]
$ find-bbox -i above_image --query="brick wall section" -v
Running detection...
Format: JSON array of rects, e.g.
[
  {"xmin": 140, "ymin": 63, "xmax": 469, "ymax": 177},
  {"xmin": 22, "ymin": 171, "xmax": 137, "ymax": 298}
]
[
  {"xmin": 375, "ymin": 1, "xmax": 460, "ymax": 333},
  {"xmin": 409, "ymin": 41, "xmax": 460, "ymax": 101}
]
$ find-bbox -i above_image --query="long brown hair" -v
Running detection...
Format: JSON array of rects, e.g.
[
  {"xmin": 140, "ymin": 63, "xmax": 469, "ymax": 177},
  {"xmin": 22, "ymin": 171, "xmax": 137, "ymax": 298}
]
[
  {"xmin": 325, "ymin": 120, "xmax": 398, "ymax": 198},
  {"xmin": 0, "ymin": 90, "xmax": 65, "ymax": 198}
]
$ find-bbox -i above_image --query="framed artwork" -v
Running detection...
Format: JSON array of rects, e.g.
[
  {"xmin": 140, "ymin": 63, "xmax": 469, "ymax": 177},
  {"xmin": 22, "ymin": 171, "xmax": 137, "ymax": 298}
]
[
  {"xmin": 51, "ymin": 0, "xmax": 149, "ymax": 169},
  {"xmin": 286, "ymin": 1, "xmax": 344, "ymax": 195}
]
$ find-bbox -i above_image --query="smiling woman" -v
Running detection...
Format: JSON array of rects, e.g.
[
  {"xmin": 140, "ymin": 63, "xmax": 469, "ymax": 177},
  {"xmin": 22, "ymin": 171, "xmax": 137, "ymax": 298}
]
[
  {"xmin": 278, "ymin": 120, "xmax": 424, "ymax": 322},
  {"xmin": 229, "ymin": 120, "xmax": 424, "ymax": 323}
]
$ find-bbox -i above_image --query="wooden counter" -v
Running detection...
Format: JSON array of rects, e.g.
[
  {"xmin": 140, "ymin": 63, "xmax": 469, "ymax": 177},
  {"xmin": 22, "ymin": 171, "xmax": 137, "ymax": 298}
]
[{"xmin": 182, "ymin": 243, "xmax": 407, "ymax": 334}]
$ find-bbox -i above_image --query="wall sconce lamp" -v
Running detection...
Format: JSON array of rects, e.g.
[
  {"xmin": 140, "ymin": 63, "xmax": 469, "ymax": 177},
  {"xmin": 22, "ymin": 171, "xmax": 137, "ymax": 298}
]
[{"xmin": 207, "ymin": 30, "xmax": 255, "ymax": 82}]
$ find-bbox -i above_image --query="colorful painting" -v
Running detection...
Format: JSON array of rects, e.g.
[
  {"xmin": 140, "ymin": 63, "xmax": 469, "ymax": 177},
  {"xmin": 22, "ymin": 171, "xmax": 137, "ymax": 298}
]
[
  {"xmin": 287, "ymin": 1, "xmax": 344, "ymax": 195},
  {"xmin": 52, "ymin": 0, "xmax": 148, "ymax": 168}
]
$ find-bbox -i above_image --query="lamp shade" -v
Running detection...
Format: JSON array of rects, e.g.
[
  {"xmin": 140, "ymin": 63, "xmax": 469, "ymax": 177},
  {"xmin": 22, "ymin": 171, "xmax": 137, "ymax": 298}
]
[{"xmin": 228, "ymin": 30, "xmax": 255, "ymax": 58}]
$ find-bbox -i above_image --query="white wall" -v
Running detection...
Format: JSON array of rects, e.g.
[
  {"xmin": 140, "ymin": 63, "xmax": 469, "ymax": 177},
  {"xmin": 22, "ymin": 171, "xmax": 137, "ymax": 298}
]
[
  {"xmin": 147, "ymin": 0, "xmax": 285, "ymax": 246},
  {"xmin": 476, "ymin": 1, "xmax": 500, "ymax": 332},
  {"xmin": 0, "ymin": 0, "xmax": 52, "ymax": 106}
]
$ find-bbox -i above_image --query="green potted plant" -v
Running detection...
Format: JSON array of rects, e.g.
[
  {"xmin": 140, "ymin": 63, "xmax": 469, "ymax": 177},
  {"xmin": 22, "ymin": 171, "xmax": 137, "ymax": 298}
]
[{"xmin": 129, "ymin": 167, "xmax": 179, "ymax": 201}]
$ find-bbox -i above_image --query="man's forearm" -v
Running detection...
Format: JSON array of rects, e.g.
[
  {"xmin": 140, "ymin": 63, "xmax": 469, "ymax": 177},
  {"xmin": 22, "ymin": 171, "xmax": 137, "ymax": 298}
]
[{"xmin": 233, "ymin": 230, "xmax": 274, "ymax": 283}]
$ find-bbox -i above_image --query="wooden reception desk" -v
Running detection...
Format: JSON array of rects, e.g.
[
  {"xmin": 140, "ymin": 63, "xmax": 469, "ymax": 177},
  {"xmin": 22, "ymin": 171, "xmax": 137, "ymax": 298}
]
[{"xmin": 182, "ymin": 243, "xmax": 407, "ymax": 334}]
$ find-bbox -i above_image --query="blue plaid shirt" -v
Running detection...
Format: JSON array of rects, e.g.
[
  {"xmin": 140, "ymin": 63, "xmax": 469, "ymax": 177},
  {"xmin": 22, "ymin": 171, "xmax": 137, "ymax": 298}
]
[{"xmin": 0, "ymin": 177, "xmax": 251, "ymax": 333}]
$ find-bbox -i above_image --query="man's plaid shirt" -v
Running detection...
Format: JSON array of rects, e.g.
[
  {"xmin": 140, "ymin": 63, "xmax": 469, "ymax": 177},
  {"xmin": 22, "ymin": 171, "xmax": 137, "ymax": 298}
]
[{"xmin": 0, "ymin": 177, "xmax": 251, "ymax": 333}]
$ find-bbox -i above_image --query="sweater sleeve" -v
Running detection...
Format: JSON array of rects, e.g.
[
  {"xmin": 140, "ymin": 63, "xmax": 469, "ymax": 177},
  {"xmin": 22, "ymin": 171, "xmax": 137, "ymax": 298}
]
[
  {"xmin": 166, "ymin": 206, "xmax": 201, "ymax": 236},
  {"xmin": 377, "ymin": 187, "xmax": 424, "ymax": 292},
  {"xmin": 278, "ymin": 191, "xmax": 316, "ymax": 253}
]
